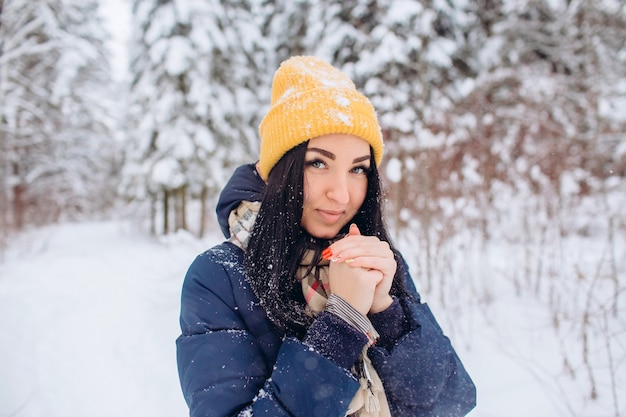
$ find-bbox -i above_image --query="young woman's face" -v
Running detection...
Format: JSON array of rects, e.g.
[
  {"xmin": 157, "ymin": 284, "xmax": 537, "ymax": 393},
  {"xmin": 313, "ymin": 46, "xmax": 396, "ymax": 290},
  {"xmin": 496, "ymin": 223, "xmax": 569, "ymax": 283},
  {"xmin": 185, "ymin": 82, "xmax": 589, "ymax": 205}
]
[{"xmin": 301, "ymin": 134, "xmax": 370, "ymax": 239}]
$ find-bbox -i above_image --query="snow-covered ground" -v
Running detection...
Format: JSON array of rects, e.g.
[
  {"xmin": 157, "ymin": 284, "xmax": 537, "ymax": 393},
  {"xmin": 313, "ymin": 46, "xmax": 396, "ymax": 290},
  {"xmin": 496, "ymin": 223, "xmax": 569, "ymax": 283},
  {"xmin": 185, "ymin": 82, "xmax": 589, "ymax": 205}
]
[
  {"xmin": 0, "ymin": 220, "xmax": 622, "ymax": 416},
  {"xmin": 0, "ymin": 221, "xmax": 211, "ymax": 417}
]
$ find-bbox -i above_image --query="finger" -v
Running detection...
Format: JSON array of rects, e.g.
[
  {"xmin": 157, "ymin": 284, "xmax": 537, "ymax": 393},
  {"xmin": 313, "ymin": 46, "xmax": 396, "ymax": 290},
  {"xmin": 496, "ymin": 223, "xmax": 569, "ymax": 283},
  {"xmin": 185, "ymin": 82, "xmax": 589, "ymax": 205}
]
[
  {"xmin": 344, "ymin": 255, "xmax": 395, "ymax": 272},
  {"xmin": 348, "ymin": 223, "xmax": 361, "ymax": 236},
  {"xmin": 323, "ymin": 224, "xmax": 361, "ymax": 261},
  {"xmin": 335, "ymin": 235, "xmax": 381, "ymax": 254},
  {"xmin": 338, "ymin": 239, "xmax": 393, "ymax": 261}
]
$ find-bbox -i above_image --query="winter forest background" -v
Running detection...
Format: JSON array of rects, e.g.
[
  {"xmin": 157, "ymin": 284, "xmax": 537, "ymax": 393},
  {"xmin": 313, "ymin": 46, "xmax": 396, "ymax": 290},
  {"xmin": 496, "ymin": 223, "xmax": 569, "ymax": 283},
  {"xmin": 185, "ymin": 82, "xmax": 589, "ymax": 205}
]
[{"xmin": 1, "ymin": 0, "xmax": 625, "ymax": 416}]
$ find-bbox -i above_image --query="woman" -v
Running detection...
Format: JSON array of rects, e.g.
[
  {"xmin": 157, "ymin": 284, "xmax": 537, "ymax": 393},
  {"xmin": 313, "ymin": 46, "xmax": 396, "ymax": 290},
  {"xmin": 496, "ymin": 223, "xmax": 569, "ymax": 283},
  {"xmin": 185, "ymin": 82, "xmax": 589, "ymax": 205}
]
[{"xmin": 176, "ymin": 56, "xmax": 476, "ymax": 417}]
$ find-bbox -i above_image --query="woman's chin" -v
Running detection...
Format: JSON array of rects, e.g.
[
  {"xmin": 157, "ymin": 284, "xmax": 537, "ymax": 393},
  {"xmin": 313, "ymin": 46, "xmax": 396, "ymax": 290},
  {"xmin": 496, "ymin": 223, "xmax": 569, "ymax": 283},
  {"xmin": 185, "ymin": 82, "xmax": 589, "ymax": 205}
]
[{"xmin": 305, "ymin": 226, "xmax": 342, "ymax": 240}]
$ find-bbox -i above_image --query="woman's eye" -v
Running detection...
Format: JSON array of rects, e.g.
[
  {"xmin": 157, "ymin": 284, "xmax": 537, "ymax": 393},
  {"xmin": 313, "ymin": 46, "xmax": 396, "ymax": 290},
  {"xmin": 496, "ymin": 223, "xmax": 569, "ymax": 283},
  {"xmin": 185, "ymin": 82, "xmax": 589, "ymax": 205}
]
[
  {"xmin": 306, "ymin": 160, "xmax": 326, "ymax": 169},
  {"xmin": 351, "ymin": 165, "xmax": 369, "ymax": 175}
]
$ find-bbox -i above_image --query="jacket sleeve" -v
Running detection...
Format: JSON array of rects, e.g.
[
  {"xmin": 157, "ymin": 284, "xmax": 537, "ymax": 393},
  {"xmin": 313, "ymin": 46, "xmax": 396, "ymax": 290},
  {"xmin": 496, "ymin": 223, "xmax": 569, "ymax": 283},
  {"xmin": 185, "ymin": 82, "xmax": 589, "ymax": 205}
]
[
  {"xmin": 368, "ymin": 257, "xmax": 477, "ymax": 417},
  {"xmin": 176, "ymin": 249, "xmax": 360, "ymax": 417}
]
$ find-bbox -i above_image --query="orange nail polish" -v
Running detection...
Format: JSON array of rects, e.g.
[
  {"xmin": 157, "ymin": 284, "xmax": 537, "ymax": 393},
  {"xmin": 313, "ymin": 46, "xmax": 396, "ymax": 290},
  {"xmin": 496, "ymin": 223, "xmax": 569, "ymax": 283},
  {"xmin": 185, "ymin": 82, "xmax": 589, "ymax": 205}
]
[{"xmin": 322, "ymin": 247, "xmax": 333, "ymax": 260}]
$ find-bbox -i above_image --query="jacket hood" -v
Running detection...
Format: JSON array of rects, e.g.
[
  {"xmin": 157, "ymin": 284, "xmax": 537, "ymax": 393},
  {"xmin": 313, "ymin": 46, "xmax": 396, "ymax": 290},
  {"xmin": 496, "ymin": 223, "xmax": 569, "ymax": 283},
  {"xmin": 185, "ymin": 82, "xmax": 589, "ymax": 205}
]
[{"xmin": 216, "ymin": 163, "xmax": 265, "ymax": 238}]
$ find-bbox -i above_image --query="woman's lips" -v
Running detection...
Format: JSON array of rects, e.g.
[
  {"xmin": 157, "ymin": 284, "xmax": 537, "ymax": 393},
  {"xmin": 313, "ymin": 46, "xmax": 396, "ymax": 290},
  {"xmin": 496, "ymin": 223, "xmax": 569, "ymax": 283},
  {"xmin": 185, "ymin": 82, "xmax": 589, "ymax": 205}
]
[{"xmin": 317, "ymin": 210, "xmax": 344, "ymax": 224}]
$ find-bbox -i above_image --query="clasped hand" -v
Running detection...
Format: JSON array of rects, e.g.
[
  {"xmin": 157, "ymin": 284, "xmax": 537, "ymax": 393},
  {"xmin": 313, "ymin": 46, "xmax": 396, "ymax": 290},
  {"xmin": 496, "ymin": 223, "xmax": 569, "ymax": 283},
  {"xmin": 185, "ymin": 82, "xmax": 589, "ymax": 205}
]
[{"xmin": 326, "ymin": 224, "xmax": 396, "ymax": 315}]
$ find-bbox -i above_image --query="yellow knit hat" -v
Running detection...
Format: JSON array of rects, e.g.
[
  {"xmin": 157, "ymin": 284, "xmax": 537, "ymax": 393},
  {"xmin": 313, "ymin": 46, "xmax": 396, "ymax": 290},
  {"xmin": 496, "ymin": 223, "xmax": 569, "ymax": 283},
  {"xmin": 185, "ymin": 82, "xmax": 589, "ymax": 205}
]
[{"xmin": 258, "ymin": 56, "xmax": 384, "ymax": 180}]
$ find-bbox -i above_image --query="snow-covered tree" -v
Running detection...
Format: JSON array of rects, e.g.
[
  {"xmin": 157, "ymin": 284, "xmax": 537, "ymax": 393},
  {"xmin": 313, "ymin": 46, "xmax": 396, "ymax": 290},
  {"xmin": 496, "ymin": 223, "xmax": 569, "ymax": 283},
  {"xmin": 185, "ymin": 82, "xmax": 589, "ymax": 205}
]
[
  {"xmin": 460, "ymin": 1, "xmax": 626, "ymax": 409},
  {"xmin": 123, "ymin": 0, "xmax": 265, "ymax": 236},
  {"xmin": 458, "ymin": 0, "xmax": 626, "ymax": 196},
  {"xmin": 0, "ymin": 0, "xmax": 117, "ymax": 235}
]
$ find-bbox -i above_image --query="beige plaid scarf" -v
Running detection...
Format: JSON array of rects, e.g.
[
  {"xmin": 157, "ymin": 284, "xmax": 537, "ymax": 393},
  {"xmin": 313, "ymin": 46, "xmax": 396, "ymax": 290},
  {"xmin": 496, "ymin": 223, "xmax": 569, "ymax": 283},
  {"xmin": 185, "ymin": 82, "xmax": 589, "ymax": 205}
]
[{"xmin": 228, "ymin": 201, "xmax": 391, "ymax": 417}]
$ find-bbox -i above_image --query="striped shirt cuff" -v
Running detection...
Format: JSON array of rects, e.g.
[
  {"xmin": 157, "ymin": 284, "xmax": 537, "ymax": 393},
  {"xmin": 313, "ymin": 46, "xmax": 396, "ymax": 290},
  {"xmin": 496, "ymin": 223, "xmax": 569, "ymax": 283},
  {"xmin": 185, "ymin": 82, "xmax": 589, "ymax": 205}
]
[{"xmin": 325, "ymin": 294, "xmax": 378, "ymax": 344}]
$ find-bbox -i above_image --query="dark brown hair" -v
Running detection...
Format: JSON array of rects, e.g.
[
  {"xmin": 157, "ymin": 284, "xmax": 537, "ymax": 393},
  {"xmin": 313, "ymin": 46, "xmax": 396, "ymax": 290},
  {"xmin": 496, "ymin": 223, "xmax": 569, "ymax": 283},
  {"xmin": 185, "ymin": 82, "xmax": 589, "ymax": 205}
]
[{"xmin": 244, "ymin": 142, "xmax": 408, "ymax": 337}]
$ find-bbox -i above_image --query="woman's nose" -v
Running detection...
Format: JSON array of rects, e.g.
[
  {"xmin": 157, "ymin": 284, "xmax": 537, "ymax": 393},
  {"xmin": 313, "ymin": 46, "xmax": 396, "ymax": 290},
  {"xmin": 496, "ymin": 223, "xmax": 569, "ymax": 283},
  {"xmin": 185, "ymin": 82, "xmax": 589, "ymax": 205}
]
[{"xmin": 326, "ymin": 174, "xmax": 350, "ymax": 204}]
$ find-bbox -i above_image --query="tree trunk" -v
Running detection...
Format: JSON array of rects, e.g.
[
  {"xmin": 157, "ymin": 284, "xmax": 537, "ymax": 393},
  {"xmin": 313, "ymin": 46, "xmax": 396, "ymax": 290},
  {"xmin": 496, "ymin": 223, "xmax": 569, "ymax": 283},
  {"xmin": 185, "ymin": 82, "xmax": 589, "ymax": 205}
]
[
  {"xmin": 174, "ymin": 185, "xmax": 187, "ymax": 232},
  {"xmin": 149, "ymin": 192, "xmax": 156, "ymax": 235},
  {"xmin": 163, "ymin": 188, "xmax": 170, "ymax": 235},
  {"xmin": 199, "ymin": 185, "xmax": 208, "ymax": 238},
  {"xmin": 181, "ymin": 185, "xmax": 187, "ymax": 231},
  {"xmin": 12, "ymin": 183, "xmax": 25, "ymax": 230}
]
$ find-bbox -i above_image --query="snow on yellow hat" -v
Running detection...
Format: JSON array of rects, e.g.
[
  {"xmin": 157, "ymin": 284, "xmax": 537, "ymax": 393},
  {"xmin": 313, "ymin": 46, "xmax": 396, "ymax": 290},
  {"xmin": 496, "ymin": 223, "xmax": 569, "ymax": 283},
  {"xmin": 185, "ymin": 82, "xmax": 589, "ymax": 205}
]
[{"xmin": 258, "ymin": 55, "xmax": 384, "ymax": 180}]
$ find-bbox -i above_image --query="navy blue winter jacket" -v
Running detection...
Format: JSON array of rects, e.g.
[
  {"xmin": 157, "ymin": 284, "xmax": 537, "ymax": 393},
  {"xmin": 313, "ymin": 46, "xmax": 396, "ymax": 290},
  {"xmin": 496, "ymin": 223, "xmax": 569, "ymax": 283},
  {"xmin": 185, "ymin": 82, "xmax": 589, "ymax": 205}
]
[{"xmin": 176, "ymin": 164, "xmax": 476, "ymax": 417}]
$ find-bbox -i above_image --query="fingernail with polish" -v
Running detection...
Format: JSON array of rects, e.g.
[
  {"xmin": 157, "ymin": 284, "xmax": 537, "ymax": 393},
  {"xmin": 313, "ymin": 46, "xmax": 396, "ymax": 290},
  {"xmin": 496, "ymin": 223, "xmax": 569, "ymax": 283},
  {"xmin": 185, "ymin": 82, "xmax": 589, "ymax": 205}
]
[{"xmin": 322, "ymin": 247, "xmax": 333, "ymax": 260}]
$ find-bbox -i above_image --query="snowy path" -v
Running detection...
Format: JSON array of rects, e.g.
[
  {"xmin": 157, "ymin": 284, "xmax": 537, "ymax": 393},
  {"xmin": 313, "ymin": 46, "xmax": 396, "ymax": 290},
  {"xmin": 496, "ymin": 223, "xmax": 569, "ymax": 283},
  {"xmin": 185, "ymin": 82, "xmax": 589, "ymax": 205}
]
[
  {"xmin": 1, "ymin": 220, "xmax": 619, "ymax": 417},
  {"xmin": 0, "ymin": 221, "xmax": 211, "ymax": 417}
]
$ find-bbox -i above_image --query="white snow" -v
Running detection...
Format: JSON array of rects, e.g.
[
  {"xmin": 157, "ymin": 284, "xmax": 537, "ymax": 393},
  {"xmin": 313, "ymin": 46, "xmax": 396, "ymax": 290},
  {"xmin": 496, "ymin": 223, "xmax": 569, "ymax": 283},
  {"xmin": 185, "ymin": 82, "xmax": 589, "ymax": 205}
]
[
  {"xmin": 98, "ymin": 0, "xmax": 131, "ymax": 82},
  {"xmin": 1, "ymin": 218, "xmax": 623, "ymax": 416},
  {"xmin": 0, "ymin": 221, "xmax": 216, "ymax": 417},
  {"xmin": 165, "ymin": 36, "xmax": 194, "ymax": 76},
  {"xmin": 385, "ymin": 157, "xmax": 403, "ymax": 183}
]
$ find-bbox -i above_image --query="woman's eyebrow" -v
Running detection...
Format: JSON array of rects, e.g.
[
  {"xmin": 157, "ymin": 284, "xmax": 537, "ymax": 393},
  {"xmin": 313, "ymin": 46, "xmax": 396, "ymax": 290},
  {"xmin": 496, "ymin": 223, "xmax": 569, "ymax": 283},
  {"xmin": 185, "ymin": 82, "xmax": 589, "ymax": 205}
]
[
  {"xmin": 352, "ymin": 155, "xmax": 370, "ymax": 163},
  {"xmin": 307, "ymin": 148, "xmax": 335, "ymax": 160},
  {"xmin": 307, "ymin": 148, "xmax": 370, "ymax": 164}
]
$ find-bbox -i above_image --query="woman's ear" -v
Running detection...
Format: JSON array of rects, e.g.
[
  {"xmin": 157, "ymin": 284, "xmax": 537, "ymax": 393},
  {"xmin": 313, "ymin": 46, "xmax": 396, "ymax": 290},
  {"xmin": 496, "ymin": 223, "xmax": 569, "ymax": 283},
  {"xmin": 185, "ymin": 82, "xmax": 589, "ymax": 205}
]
[{"xmin": 255, "ymin": 161, "xmax": 268, "ymax": 184}]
